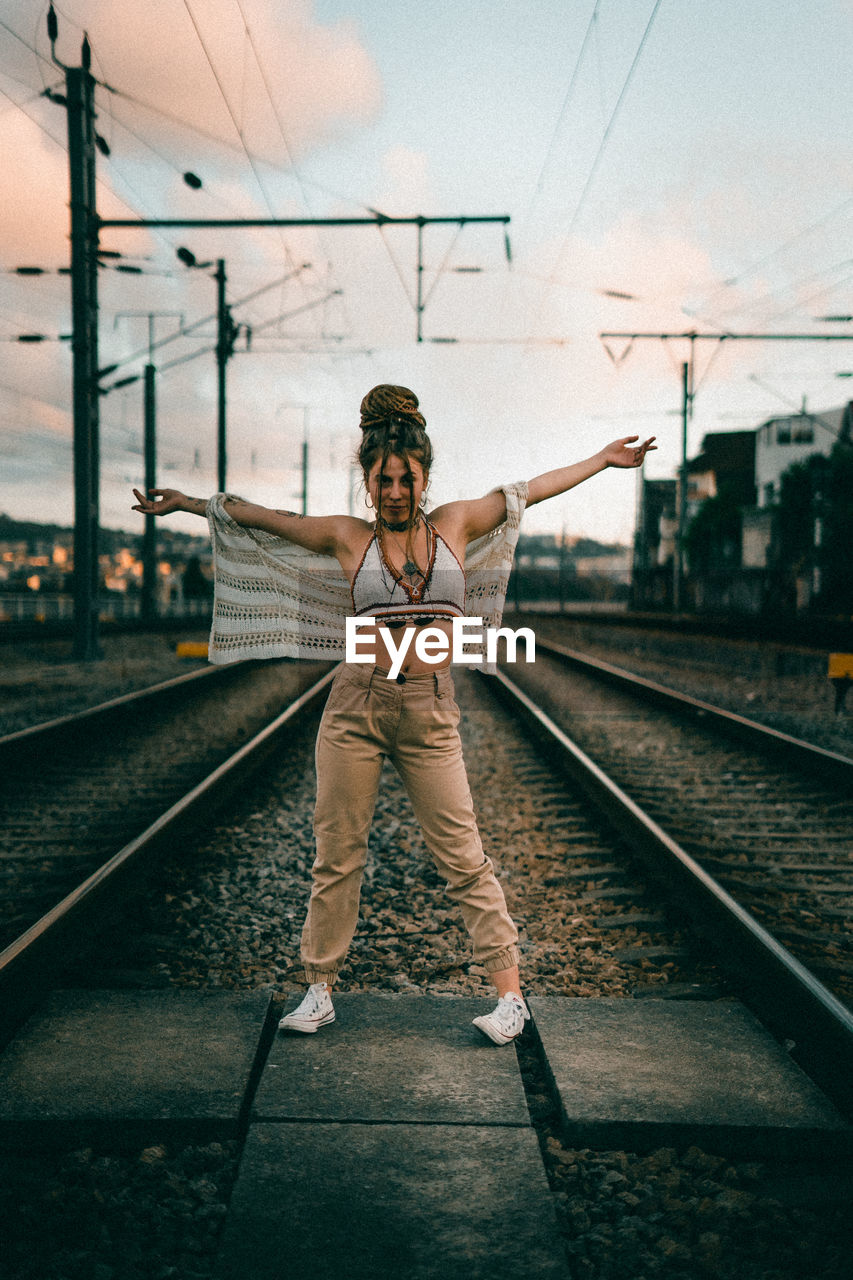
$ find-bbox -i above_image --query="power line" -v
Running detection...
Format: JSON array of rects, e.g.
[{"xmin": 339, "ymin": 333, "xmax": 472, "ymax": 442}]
[
  {"xmin": 181, "ymin": 0, "xmax": 303, "ymax": 281},
  {"xmin": 746, "ymin": 374, "xmax": 847, "ymax": 441},
  {"xmin": 104, "ymin": 78, "xmax": 379, "ymax": 214},
  {"xmin": 555, "ymin": 0, "xmax": 663, "ymax": 244},
  {"xmin": 0, "ymin": 14, "xmax": 51, "ymax": 66},
  {"xmin": 703, "ymin": 256, "xmax": 853, "ymax": 326},
  {"xmin": 101, "ymin": 264, "xmax": 313, "ymax": 377},
  {"xmin": 531, "ymin": 1, "xmax": 601, "ymax": 204},
  {"xmin": 697, "ymin": 195, "xmax": 853, "ymax": 312},
  {"xmin": 531, "ymin": 0, "xmax": 664, "ymax": 332},
  {"xmin": 230, "ymin": 0, "xmax": 355, "ymax": 333}
]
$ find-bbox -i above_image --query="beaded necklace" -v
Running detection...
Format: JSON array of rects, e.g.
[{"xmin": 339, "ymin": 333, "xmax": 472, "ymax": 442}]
[{"xmin": 377, "ymin": 517, "xmax": 434, "ymax": 599}]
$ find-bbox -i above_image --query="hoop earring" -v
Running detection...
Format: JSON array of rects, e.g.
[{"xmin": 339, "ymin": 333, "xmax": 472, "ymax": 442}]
[{"xmin": 365, "ymin": 494, "xmax": 374, "ymax": 510}]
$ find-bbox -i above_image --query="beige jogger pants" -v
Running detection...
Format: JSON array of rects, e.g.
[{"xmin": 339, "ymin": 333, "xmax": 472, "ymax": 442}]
[{"xmin": 301, "ymin": 662, "xmax": 520, "ymax": 984}]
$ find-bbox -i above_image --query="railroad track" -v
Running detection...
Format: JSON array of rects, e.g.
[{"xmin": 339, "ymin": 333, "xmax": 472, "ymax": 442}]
[
  {"xmin": 3, "ymin": 651, "xmax": 851, "ymax": 1117},
  {"xmin": 0, "ymin": 659, "xmax": 333, "ymax": 1034},
  {"xmin": 502, "ymin": 640, "xmax": 853, "ymax": 999},
  {"xmin": 2, "ymin": 655, "xmax": 852, "ymax": 1279}
]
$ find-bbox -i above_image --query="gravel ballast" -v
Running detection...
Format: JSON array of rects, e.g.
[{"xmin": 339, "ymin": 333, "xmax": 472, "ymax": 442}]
[{"xmin": 2, "ymin": 626, "xmax": 851, "ymax": 1279}]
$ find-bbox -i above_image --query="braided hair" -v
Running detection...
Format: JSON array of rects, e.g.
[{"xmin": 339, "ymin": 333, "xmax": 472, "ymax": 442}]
[{"xmin": 357, "ymin": 385, "xmax": 433, "ymax": 530}]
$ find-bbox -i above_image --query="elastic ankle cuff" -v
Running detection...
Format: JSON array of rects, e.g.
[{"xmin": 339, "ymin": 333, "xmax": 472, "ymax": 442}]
[
  {"xmin": 304, "ymin": 969, "xmax": 337, "ymax": 985},
  {"xmin": 481, "ymin": 945, "xmax": 521, "ymax": 974}
]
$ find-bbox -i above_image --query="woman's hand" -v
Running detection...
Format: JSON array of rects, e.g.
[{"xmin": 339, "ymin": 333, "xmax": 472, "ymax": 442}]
[
  {"xmin": 600, "ymin": 435, "xmax": 657, "ymax": 469},
  {"xmin": 131, "ymin": 488, "xmax": 188, "ymax": 516}
]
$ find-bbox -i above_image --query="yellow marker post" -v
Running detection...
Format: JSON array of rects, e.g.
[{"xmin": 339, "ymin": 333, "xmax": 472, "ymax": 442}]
[
  {"xmin": 828, "ymin": 653, "xmax": 853, "ymax": 713},
  {"xmin": 176, "ymin": 641, "xmax": 209, "ymax": 659}
]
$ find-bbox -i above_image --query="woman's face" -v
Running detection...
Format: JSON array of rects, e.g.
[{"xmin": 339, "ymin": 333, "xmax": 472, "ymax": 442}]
[{"xmin": 366, "ymin": 453, "xmax": 427, "ymax": 522}]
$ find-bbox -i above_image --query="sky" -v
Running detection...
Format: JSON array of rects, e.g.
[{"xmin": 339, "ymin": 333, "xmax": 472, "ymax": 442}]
[{"xmin": 1, "ymin": 0, "xmax": 851, "ymax": 544}]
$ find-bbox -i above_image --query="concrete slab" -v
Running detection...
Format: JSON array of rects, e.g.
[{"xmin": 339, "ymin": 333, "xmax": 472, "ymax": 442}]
[
  {"xmin": 0, "ymin": 989, "xmax": 271, "ymax": 1151},
  {"xmin": 530, "ymin": 997, "xmax": 852, "ymax": 1158},
  {"xmin": 215, "ymin": 1122, "xmax": 569, "ymax": 1280},
  {"xmin": 255, "ymin": 993, "xmax": 529, "ymax": 1126}
]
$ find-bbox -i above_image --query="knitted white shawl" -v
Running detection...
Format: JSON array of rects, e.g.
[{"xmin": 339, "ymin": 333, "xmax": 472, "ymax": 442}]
[{"xmin": 205, "ymin": 481, "xmax": 528, "ymax": 674}]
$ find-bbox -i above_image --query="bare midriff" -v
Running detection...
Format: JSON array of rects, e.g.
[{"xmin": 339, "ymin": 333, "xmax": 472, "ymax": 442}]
[{"xmin": 358, "ymin": 617, "xmax": 455, "ymax": 675}]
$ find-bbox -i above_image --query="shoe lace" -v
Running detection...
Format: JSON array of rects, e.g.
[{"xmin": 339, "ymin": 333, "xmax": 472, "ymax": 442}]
[
  {"xmin": 495, "ymin": 995, "xmax": 523, "ymax": 1030},
  {"xmin": 306, "ymin": 984, "xmax": 327, "ymax": 1013}
]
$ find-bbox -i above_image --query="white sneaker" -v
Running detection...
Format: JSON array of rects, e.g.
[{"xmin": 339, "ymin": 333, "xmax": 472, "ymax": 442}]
[
  {"xmin": 472, "ymin": 992, "xmax": 530, "ymax": 1045},
  {"xmin": 278, "ymin": 983, "xmax": 335, "ymax": 1033}
]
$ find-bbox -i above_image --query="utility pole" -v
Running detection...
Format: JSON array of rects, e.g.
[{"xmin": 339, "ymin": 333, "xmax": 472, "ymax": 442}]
[
  {"xmin": 675, "ymin": 360, "xmax": 692, "ymax": 612},
  {"xmin": 142, "ymin": 359, "xmax": 156, "ymax": 621},
  {"xmin": 112, "ymin": 311, "xmax": 184, "ymax": 621},
  {"xmin": 600, "ymin": 328, "xmax": 853, "ymax": 612},
  {"xmin": 214, "ymin": 259, "xmax": 238, "ymax": 493},
  {"xmin": 52, "ymin": 10, "xmax": 508, "ymax": 660},
  {"xmin": 49, "ymin": 8, "xmax": 101, "ymax": 659},
  {"xmin": 301, "ymin": 407, "xmax": 310, "ymax": 516}
]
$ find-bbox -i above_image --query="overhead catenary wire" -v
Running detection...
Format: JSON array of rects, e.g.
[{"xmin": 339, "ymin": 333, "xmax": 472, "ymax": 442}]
[
  {"xmin": 696, "ymin": 195, "xmax": 853, "ymax": 315},
  {"xmin": 530, "ymin": 1, "xmax": 601, "ymax": 207},
  {"xmin": 104, "ymin": 79, "xmax": 382, "ymax": 213},
  {"xmin": 0, "ymin": 12, "xmax": 53, "ymax": 73},
  {"xmin": 492, "ymin": 1, "xmax": 600, "ymax": 345},
  {"xmin": 181, "ymin": 0, "xmax": 315, "ymax": 289},
  {"xmin": 545, "ymin": 0, "xmax": 664, "ymax": 268},
  {"xmin": 526, "ymin": 0, "xmax": 664, "ymax": 340},
  {"xmin": 230, "ymin": 0, "xmax": 356, "ymax": 338},
  {"xmin": 100, "ymin": 264, "xmax": 313, "ymax": 377},
  {"xmin": 747, "ymin": 374, "xmax": 847, "ymax": 441}
]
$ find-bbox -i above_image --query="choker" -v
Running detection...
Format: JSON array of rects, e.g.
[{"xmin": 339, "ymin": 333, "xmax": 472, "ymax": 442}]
[{"xmin": 380, "ymin": 516, "xmax": 419, "ymax": 533}]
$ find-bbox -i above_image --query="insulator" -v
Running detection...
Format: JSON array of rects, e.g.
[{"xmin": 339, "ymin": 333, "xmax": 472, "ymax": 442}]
[
  {"xmin": 82, "ymin": 35, "xmax": 91, "ymax": 70},
  {"xmin": 183, "ymin": 172, "xmax": 202, "ymax": 189},
  {"xmin": 15, "ymin": 266, "xmax": 46, "ymax": 275},
  {"xmin": 95, "ymin": 134, "xmax": 111, "ymax": 156},
  {"xmin": 47, "ymin": 5, "xmax": 58, "ymax": 43}
]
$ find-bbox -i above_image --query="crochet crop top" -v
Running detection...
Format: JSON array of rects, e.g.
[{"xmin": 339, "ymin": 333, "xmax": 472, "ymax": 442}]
[{"xmin": 351, "ymin": 520, "xmax": 466, "ymax": 627}]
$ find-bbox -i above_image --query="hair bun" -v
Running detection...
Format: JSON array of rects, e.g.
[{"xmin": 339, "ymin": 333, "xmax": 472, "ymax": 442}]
[{"xmin": 359, "ymin": 384, "xmax": 426, "ymax": 432}]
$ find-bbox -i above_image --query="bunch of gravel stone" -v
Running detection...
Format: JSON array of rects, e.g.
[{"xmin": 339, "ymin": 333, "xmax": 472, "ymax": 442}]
[
  {"xmin": 517, "ymin": 1038, "xmax": 852, "ymax": 1280},
  {"xmin": 525, "ymin": 614, "xmax": 853, "ymax": 760},
  {"xmin": 546, "ymin": 1142, "xmax": 851, "ymax": 1280},
  {"xmin": 0, "ymin": 633, "xmax": 210, "ymax": 736},
  {"xmin": 0, "ymin": 1141, "xmax": 239, "ymax": 1280}
]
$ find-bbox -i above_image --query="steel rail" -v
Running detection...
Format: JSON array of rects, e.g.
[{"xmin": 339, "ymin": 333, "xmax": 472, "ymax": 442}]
[
  {"xmin": 533, "ymin": 637, "xmax": 853, "ymax": 787},
  {"xmin": 0, "ymin": 663, "xmax": 231, "ymax": 758},
  {"xmin": 0, "ymin": 667, "xmax": 336, "ymax": 1046},
  {"xmin": 485, "ymin": 667, "xmax": 853, "ymax": 1119}
]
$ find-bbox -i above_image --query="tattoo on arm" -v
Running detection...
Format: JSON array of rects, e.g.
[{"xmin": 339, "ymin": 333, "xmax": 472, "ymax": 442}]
[{"xmin": 275, "ymin": 509, "xmax": 305, "ymax": 519}]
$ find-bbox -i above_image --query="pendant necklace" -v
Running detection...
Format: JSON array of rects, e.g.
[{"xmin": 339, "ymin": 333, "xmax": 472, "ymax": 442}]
[{"xmin": 381, "ymin": 517, "xmax": 425, "ymax": 585}]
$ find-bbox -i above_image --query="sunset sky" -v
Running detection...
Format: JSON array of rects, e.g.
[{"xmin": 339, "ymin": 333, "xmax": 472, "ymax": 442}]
[{"xmin": 1, "ymin": 0, "xmax": 851, "ymax": 543}]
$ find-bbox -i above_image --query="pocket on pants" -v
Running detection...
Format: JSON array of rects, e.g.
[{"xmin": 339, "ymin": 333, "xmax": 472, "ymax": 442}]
[{"xmin": 321, "ymin": 669, "xmax": 365, "ymax": 720}]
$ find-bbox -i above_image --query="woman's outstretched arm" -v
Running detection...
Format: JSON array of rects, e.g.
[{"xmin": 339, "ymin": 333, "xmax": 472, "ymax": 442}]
[
  {"xmin": 526, "ymin": 435, "xmax": 656, "ymax": 507},
  {"xmin": 432, "ymin": 435, "xmax": 656, "ymax": 544},
  {"xmin": 131, "ymin": 488, "xmax": 364, "ymax": 557}
]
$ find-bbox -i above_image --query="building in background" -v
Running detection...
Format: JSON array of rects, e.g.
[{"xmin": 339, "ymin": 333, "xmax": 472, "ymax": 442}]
[
  {"xmin": 632, "ymin": 402, "xmax": 852, "ymax": 618},
  {"xmin": 755, "ymin": 407, "xmax": 843, "ymax": 509}
]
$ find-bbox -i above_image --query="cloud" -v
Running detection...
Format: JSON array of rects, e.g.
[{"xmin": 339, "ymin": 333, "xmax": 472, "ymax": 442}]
[{"xmin": 71, "ymin": 0, "xmax": 381, "ymax": 165}]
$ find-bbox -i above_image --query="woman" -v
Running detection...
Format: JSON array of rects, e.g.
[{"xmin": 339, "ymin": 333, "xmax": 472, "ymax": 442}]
[{"xmin": 132, "ymin": 384, "xmax": 654, "ymax": 1044}]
